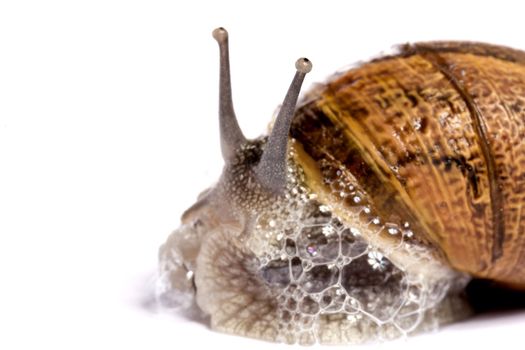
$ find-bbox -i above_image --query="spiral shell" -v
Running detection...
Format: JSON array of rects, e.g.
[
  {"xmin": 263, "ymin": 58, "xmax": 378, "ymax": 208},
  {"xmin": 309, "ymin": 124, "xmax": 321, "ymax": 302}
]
[{"xmin": 291, "ymin": 42, "xmax": 525, "ymax": 289}]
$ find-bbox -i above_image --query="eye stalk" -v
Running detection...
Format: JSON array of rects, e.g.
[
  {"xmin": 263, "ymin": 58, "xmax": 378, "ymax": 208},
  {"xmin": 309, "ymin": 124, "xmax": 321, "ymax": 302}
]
[
  {"xmin": 212, "ymin": 27, "xmax": 312, "ymax": 195},
  {"xmin": 212, "ymin": 27, "xmax": 247, "ymax": 161},
  {"xmin": 255, "ymin": 58, "xmax": 312, "ymax": 194}
]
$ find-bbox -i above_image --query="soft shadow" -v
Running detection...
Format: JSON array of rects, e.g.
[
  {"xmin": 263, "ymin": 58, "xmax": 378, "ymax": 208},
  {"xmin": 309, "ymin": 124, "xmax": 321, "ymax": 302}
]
[{"xmin": 466, "ymin": 279, "xmax": 525, "ymax": 313}]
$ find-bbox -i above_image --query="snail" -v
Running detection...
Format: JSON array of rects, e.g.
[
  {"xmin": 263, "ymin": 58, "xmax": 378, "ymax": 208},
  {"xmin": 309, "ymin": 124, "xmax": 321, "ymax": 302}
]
[{"xmin": 157, "ymin": 27, "xmax": 525, "ymax": 345}]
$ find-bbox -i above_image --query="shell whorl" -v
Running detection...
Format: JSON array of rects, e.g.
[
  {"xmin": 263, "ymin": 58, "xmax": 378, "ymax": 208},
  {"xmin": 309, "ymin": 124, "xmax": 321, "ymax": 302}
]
[{"xmin": 291, "ymin": 42, "xmax": 525, "ymax": 289}]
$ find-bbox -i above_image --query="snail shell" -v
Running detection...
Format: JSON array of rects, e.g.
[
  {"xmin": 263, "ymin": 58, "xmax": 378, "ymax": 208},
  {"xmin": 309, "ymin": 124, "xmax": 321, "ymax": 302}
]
[
  {"xmin": 158, "ymin": 30, "xmax": 525, "ymax": 345},
  {"xmin": 291, "ymin": 41, "xmax": 525, "ymax": 290}
]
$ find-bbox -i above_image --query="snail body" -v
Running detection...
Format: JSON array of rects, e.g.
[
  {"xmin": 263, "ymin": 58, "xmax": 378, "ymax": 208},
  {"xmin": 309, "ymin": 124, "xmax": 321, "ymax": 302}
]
[{"xmin": 158, "ymin": 29, "xmax": 525, "ymax": 345}]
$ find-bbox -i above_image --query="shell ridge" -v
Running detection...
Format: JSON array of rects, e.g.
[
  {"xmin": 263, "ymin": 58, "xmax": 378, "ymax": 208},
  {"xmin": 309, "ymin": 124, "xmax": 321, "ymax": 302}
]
[
  {"xmin": 388, "ymin": 58, "xmax": 470, "ymax": 240},
  {"xmin": 418, "ymin": 50, "xmax": 505, "ymax": 263}
]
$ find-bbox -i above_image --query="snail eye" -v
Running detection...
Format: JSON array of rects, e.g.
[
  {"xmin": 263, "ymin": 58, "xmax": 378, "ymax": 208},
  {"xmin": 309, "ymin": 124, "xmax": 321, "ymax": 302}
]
[{"xmin": 192, "ymin": 219, "xmax": 204, "ymax": 230}]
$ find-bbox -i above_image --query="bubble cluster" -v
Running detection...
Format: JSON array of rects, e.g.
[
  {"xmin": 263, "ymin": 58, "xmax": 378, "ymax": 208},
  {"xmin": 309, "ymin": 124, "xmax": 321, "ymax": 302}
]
[
  {"xmin": 157, "ymin": 143, "xmax": 471, "ymax": 345},
  {"xmin": 247, "ymin": 148, "xmax": 470, "ymax": 344}
]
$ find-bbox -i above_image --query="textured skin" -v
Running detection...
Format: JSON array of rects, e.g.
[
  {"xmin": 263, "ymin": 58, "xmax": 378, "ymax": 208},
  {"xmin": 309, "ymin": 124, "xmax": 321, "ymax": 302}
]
[{"xmin": 291, "ymin": 42, "xmax": 525, "ymax": 289}]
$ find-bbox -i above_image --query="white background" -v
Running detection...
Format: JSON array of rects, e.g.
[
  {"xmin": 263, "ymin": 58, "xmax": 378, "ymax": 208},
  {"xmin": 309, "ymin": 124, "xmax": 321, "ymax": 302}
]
[{"xmin": 1, "ymin": 1, "xmax": 524, "ymax": 349}]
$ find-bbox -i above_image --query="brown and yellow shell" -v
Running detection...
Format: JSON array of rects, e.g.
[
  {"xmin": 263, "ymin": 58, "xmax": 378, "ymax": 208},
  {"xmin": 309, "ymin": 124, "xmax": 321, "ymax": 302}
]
[{"xmin": 290, "ymin": 42, "xmax": 525, "ymax": 290}]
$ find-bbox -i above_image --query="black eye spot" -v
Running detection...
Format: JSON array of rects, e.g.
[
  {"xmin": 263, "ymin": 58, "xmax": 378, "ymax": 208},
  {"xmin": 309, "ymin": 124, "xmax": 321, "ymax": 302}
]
[{"xmin": 192, "ymin": 219, "xmax": 204, "ymax": 229}]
